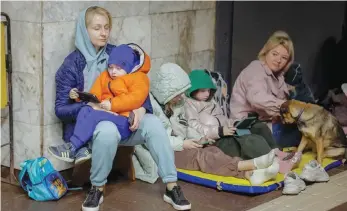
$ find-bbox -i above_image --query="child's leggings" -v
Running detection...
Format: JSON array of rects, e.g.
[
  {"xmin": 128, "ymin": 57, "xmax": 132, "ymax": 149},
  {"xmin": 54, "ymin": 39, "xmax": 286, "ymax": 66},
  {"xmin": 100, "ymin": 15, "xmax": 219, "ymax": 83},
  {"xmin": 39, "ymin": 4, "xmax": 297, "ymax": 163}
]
[{"xmin": 70, "ymin": 106, "xmax": 132, "ymax": 149}]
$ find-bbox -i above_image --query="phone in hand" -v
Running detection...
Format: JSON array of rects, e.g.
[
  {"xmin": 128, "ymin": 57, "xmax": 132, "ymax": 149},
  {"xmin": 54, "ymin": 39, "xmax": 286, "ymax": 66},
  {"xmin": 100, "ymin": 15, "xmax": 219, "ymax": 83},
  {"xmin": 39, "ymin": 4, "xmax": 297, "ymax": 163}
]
[
  {"xmin": 234, "ymin": 116, "xmax": 257, "ymax": 129},
  {"xmin": 128, "ymin": 111, "xmax": 135, "ymax": 125},
  {"xmin": 195, "ymin": 137, "xmax": 210, "ymax": 145},
  {"xmin": 76, "ymin": 91, "xmax": 100, "ymax": 103}
]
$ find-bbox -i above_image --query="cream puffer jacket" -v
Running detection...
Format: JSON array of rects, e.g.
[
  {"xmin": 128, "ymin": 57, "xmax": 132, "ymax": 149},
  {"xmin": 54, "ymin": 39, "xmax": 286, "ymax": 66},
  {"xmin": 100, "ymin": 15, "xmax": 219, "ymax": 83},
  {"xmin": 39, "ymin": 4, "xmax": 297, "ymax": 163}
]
[{"xmin": 185, "ymin": 98, "xmax": 234, "ymax": 140}]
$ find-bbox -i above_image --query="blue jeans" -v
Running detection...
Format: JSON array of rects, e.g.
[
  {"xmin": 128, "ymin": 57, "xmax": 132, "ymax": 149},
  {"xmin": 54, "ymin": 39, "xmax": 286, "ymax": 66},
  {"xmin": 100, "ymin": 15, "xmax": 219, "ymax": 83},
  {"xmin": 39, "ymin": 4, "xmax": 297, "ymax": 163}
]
[{"xmin": 90, "ymin": 114, "xmax": 177, "ymax": 186}]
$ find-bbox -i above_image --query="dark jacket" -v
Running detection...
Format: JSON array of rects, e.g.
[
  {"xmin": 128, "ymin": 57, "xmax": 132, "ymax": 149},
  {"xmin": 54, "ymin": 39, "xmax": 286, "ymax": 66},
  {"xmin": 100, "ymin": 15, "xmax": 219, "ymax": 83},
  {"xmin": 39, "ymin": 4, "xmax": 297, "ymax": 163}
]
[{"xmin": 284, "ymin": 63, "xmax": 315, "ymax": 104}]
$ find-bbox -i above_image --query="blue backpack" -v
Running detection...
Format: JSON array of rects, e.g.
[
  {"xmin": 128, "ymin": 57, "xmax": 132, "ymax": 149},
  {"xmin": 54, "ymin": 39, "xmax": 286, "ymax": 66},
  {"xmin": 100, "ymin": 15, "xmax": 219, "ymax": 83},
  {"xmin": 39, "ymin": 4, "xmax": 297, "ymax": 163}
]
[{"xmin": 18, "ymin": 157, "xmax": 68, "ymax": 201}]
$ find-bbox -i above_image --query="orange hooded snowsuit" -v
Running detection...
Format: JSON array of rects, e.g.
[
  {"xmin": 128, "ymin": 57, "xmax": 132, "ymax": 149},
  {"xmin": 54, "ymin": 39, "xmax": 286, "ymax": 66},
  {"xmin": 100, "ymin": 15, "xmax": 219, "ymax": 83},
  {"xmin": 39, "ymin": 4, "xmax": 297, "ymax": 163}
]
[{"xmin": 89, "ymin": 44, "xmax": 150, "ymax": 117}]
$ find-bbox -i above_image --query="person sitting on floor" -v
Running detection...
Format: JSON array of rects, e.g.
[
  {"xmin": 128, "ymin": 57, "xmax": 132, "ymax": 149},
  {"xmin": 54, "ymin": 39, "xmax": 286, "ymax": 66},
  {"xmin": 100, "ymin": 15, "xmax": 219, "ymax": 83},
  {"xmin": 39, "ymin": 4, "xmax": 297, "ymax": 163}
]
[
  {"xmin": 184, "ymin": 69, "xmax": 288, "ymax": 161},
  {"xmin": 133, "ymin": 63, "xmax": 280, "ymax": 186}
]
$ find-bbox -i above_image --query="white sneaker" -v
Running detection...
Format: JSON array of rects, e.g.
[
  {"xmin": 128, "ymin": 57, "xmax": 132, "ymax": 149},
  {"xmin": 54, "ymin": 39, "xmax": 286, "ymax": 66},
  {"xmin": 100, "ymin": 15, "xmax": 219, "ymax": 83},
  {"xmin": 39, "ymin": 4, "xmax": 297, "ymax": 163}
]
[
  {"xmin": 300, "ymin": 160, "xmax": 329, "ymax": 182},
  {"xmin": 282, "ymin": 172, "xmax": 306, "ymax": 195}
]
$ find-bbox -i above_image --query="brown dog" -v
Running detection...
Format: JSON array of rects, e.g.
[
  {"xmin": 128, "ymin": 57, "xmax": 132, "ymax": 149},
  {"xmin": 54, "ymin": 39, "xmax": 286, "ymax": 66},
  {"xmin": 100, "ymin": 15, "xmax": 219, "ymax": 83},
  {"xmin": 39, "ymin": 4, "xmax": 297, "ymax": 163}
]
[{"xmin": 280, "ymin": 100, "xmax": 347, "ymax": 164}]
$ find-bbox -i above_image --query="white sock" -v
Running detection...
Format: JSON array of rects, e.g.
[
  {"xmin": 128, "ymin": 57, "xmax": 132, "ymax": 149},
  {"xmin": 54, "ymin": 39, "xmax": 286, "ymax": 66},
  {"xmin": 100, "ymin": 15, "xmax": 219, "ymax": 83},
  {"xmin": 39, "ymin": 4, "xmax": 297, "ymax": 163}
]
[
  {"xmin": 250, "ymin": 159, "xmax": 279, "ymax": 186},
  {"xmin": 253, "ymin": 149, "xmax": 275, "ymax": 169}
]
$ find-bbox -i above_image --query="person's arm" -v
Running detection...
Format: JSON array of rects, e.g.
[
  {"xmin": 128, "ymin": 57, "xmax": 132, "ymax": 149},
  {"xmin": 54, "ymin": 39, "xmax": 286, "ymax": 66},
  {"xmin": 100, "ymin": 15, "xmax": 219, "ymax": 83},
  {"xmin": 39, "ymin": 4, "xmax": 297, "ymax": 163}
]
[
  {"xmin": 244, "ymin": 67, "xmax": 286, "ymax": 117},
  {"xmin": 109, "ymin": 72, "xmax": 150, "ymax": 113},
  {"xmin": 55, "ymin": 64, "xmax": 85, "ymax": 122},
  {"xmin": 184, "ymin": 99, "xmax": 220, "ymax": 140}
]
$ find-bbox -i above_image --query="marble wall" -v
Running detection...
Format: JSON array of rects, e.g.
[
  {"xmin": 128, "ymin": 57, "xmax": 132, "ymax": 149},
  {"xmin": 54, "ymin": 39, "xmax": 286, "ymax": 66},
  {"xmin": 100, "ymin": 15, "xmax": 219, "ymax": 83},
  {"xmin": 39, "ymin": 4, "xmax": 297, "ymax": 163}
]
[
  {"xmin": 1, "ymin": 1, "xmax": 42, "ymax": 169},
  {"xmin": 1, "ymin": 1, "xmax": 216, "ymax": 170}
]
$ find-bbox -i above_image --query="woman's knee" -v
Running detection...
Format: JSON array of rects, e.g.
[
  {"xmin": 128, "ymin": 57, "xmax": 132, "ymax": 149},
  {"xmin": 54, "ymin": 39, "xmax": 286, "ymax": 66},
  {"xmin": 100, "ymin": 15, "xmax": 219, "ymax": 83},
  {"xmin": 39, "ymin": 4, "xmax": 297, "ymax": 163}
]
[
  {"xmin": 93, "ymin": 121, "xmax": 121, "ymax": 147},
  {"xmin": 252, "ymin": 122, "xmax": 270, "ymax": 131},
  {"xmin": 242, "ymin": 134, "xmax": 270, "ymax": 148},
  {"xmin": 140, "ymin": 114, "xmax": 164, "ymax": 132}
]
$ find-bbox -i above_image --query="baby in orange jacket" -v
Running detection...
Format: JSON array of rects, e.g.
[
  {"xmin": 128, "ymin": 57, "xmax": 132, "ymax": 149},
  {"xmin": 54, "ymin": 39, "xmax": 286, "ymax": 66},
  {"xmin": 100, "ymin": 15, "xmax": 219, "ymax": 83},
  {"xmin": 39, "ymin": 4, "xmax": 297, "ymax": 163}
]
[
  {"xmin": 48, "ymin": 44, "xmax": 151, "ymax": 164},
  {"xmin": 90, "ymin": 43, "xmax": 150, "ymax": 117}
]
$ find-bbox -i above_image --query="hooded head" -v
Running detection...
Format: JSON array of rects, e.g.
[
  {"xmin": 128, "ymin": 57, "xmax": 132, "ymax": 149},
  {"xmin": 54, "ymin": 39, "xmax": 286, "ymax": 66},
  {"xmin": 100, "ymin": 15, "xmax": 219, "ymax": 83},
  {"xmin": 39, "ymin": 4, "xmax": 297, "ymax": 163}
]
[
  {"xmin": 150, "ymin": 63, "xmax": 191, "ymax": 105},
  {"xmin": 186, "ymin": 70, "xmax": 216, "ymax": 101},
  {"xmin": 107, "ymin": 44, "xmax": 140, "ymax": 77},
  {"xmin": 75, "ymin": 6, "xmax": 111, "ymax": 91}
]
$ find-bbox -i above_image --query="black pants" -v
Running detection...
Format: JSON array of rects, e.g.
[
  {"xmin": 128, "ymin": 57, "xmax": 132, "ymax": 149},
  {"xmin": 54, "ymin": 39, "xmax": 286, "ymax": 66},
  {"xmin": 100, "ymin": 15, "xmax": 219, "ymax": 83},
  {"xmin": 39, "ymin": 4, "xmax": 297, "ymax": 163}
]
[{"xmin": 215, "ymin": 122, "xmax": 277, "ymax": 160}]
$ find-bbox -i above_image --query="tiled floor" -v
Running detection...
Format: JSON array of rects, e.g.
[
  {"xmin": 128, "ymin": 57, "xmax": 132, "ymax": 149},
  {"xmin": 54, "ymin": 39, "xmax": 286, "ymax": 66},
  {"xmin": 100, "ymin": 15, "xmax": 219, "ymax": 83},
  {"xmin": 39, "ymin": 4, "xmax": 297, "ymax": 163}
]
[
  {"xmin": 1, "ymin": 165, "xmax": 347, "ymax": 211},
  {"xmin": 248, "ymin": 170, "xmax": 347, "ymax": 211}
]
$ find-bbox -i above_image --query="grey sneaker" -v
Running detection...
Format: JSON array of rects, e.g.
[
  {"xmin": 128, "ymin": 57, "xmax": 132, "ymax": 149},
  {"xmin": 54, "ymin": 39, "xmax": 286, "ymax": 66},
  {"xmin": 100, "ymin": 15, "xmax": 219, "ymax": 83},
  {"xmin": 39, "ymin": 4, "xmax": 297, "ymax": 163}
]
[
  {"xmin": 75, "ymin": 147, "xmax": 92, "ymax": 165},
  {"xmin": 48, "ymin": 142, "xmax": 76, "ymax": 162},
  {"xmin": 282, "ymin": 172, "xmax": 306, "ymax": 195},
  {"xmin": 300, "ymin": 160, "xmax": 329, "ymax": 182}
]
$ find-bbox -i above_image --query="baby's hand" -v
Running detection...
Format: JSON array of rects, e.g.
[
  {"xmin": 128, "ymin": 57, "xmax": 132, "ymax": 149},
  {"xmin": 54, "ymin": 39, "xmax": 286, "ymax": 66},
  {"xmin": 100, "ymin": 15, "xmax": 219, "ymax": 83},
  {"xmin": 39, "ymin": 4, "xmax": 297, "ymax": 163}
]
[{"xmin": 100, "ymin": 100, "xmax": 111, "ymax": 111}]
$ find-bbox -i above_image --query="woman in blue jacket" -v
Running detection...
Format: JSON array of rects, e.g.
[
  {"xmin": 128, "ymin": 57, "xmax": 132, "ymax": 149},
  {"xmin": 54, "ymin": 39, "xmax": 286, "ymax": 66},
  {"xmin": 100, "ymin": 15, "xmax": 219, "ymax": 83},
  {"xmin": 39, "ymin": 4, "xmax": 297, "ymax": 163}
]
[{"xmin": 53, "ymin": 6, "xmax": 191, "ymax": 211}]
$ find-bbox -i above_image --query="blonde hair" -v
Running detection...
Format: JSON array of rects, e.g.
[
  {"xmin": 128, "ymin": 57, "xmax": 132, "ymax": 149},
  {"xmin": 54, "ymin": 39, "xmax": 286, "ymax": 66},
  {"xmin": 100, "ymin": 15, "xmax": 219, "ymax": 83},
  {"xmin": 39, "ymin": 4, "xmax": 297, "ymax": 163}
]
[
  {"xmin": 258, "ymin": 31, "xmax": 294, "ymax": 71},
  {"xmin": 85, "ymin": 6, "xmax": 112, "ymax": 29},
  {"xmin": 164, "ymin": 101, "xmax": 175, "ymax": 118}
]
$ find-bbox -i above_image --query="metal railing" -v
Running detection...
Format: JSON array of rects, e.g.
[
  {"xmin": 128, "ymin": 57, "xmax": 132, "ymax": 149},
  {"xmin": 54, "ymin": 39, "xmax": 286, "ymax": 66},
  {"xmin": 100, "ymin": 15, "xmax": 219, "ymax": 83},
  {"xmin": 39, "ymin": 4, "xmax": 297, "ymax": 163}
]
[{"xmin": 1, "ymin": 12, "xmax": 17, "ymax": 186}]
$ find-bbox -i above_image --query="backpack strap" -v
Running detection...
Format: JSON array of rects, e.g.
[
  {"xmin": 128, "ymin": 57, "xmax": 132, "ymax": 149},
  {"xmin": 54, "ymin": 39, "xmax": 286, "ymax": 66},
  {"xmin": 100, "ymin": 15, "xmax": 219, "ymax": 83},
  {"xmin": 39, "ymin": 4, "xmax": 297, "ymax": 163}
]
[{"xmin": 18, "ymin": 160, "xmax": 32, "ymax": 192}]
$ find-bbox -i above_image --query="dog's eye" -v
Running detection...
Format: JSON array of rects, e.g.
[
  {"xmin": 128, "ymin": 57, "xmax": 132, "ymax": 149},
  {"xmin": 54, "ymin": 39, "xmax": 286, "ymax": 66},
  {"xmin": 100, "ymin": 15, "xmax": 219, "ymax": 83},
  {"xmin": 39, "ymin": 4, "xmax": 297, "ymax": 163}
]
[{"xmin": 280, "ymin": 107, "xmax": 288, "ymax": 114}]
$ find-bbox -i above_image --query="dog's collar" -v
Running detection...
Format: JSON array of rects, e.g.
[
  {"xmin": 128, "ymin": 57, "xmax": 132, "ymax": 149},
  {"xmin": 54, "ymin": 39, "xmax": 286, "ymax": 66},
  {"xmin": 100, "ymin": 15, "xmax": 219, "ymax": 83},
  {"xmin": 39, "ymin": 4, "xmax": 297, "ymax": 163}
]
[{"xmin": 294, "ymin": 108, "xmax": 305, "ymax": 122}]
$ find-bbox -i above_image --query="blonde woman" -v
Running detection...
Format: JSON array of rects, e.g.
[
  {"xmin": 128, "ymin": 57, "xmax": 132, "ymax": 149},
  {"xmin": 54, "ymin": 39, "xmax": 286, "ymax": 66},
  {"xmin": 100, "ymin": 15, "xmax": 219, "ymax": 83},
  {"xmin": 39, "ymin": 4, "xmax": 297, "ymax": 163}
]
[
  {"xmin": 54, "ymin": 6, "xmax": 191, "ymax": 211},
  {"xmin": 230, "ymin": 31, "xmax": 302, "ymax": 159}
]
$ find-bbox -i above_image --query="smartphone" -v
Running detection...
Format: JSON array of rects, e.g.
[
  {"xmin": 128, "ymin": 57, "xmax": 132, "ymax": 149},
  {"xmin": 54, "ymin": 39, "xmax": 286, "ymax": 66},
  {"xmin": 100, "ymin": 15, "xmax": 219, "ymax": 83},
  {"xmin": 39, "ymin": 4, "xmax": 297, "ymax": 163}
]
[
  {"xmin": 76, "ymin": 91, "xmax": 100, "ymax": 103},
  {"xmin": 234, "ymin": 116, "xmax": 257, "ymax": 129},
  {"xmin": 195, "ymin": 137, "xmax": 210, "ymax": 145}
]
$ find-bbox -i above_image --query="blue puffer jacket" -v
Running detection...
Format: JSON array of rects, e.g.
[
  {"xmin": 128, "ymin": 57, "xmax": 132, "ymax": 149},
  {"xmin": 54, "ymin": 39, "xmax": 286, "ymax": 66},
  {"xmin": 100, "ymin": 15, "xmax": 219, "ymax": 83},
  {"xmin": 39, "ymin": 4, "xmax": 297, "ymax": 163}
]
[{"xmin": 55, "ymin": 44, "xmax": 153, "ymax": 142}]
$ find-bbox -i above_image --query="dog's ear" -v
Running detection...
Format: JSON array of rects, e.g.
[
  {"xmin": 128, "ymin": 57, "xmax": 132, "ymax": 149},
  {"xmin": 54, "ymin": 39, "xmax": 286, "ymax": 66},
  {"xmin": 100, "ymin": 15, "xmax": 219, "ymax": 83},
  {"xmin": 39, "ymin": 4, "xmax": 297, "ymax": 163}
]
[{"xmin": 280, "ymin": 101, "xmax": 290, "ymax": 114}]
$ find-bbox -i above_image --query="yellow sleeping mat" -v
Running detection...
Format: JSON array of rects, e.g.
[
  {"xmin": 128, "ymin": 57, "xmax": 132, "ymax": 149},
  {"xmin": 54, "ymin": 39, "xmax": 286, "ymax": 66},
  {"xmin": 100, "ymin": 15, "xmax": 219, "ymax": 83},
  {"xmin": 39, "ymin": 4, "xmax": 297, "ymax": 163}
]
[{"xmin": 177, "ymin": 151, "xmax": 343, "ymax": 194}]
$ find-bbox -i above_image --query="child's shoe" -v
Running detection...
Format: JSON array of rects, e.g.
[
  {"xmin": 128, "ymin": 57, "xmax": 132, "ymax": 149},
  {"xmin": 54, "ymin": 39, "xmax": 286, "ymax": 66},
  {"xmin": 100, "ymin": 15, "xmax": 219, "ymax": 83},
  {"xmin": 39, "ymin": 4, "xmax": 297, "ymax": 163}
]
[
  {"xmin": 300, "ymin": 160, "xmax": 329, "ymax": 182},
  {"xmin": 48, "ymin": 142, "xmax": 76, "ymax": 162},
  {"xmin": 278, "ymin": 151, "xmax": 302, "ymax": 174},
  {"xmin": 75, "ymin": 147, "xmax": 92, "ymax": 165},
  {"xmin": 282, "ymin": 172, "xmax": 306, "ymax": 195}
]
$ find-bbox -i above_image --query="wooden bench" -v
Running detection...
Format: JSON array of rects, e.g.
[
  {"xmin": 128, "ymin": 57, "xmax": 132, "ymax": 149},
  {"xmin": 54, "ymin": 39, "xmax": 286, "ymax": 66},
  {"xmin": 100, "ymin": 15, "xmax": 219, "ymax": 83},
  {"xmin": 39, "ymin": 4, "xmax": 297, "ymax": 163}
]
[{"xmin": 71, "ymin": 146, "xmax": 135, "ymax": 186}]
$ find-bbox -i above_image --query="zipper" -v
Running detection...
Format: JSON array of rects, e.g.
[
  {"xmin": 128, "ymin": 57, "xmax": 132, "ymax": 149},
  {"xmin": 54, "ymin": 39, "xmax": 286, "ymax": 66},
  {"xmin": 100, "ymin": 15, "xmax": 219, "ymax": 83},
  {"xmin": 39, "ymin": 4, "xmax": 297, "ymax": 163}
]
[{"xmin": 108, "ymin": 81, "xmax": 116, "ymax": 97}]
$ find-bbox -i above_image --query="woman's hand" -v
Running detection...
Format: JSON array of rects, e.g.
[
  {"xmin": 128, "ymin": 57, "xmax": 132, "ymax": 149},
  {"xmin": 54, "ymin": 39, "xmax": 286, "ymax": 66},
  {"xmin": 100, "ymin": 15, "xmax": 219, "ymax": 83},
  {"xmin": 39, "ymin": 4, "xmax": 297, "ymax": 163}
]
[
  {"xmin": 223, "ymin": 126, "xmax": 236, "ymax": 136},
  {"xmin": 183, "ymin": 139, "xmax": 203, "ymax": 149},
  {"xmin": 130, "ymin": 107, "xmax": 146, "ymax": 131},
  {"xmin": 69, "ymin": 88, "xmax": 79, "ymax": 100}
]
